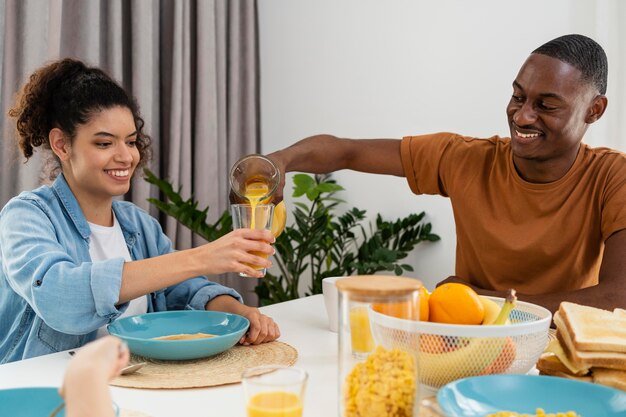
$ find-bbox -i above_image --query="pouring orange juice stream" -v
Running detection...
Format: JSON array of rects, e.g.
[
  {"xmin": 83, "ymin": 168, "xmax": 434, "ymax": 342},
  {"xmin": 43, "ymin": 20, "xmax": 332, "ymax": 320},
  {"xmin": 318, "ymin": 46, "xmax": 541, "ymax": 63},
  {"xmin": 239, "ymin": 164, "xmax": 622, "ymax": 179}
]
[{"xmin": 243, "ymin": 176, "xmax": 271, "ymax": 270}]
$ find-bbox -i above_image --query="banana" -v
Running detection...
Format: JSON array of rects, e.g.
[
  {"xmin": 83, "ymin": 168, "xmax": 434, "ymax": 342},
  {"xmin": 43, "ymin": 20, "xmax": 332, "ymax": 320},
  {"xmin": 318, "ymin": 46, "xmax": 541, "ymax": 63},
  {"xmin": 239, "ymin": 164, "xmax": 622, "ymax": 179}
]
[
  {"xmin": 418, "ymin": 290, "xmax": 517, "ymax": 387},
  {"xmin": 479, "ymin": 296, "xmax": 501, "ymax": 324},
  {"xmin": 479, "ymin": 296, "xmax": 511, "ymax": 325}
]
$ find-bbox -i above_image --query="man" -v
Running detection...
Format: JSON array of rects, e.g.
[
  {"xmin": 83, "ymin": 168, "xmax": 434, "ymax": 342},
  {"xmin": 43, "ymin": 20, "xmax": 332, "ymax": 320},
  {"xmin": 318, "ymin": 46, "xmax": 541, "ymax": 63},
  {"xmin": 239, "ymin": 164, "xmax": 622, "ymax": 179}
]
[{"xmin": 267, "ymin": 34, "xmax": 626, "ymax": 314}]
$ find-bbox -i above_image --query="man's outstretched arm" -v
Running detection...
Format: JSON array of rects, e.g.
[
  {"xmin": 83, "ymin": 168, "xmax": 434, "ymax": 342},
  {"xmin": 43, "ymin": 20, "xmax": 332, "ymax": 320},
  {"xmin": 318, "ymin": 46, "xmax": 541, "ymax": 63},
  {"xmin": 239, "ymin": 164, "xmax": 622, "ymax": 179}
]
[{"xmin": 267, "ymin": 134, "xmax": 404, "ymax": 200}]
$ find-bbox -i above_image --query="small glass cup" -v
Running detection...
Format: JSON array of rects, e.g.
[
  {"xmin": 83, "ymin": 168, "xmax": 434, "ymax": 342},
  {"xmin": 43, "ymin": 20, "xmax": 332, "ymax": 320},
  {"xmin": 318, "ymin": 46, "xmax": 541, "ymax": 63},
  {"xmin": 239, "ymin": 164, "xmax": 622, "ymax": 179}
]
[
  {"xmin": 230, "ymin": 203, "xmax": 275, "ymax": 277},
  {"xmin": 242, "ymin": 365, "xmax": 308, "ymax": 417}
]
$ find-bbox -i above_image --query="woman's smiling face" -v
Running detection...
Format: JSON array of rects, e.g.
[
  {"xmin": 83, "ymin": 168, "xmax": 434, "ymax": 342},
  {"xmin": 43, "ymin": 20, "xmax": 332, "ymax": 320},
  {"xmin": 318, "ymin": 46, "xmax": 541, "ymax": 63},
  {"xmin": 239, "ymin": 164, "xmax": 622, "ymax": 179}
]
[
  {"xmin": 61, "ymin": 106, "xmax": 140, "ymax": 202},
  {"xmin": 506, "ymin": 53, "xmax": 603, "ymax": 181}
]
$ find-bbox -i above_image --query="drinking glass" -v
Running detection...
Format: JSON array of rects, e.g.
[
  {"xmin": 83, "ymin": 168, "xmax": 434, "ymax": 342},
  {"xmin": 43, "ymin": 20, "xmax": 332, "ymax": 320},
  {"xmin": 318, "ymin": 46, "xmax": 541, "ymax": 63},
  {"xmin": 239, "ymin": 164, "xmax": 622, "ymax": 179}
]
[
  {"xmin": 242, "ymin": 365, "xmax": 308, "ymax": 417},
  {"xmin": 230, "ymin": 203, "xmax": 275, "ymax": 277}
]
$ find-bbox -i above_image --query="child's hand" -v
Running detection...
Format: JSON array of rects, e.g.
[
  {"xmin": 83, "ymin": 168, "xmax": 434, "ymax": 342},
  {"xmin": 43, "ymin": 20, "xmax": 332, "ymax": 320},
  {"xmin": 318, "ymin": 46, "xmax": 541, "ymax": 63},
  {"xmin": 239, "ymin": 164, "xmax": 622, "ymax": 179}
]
[{"xmin": 60, "ymin": 336, "xmax": 129, "ymax": 398}]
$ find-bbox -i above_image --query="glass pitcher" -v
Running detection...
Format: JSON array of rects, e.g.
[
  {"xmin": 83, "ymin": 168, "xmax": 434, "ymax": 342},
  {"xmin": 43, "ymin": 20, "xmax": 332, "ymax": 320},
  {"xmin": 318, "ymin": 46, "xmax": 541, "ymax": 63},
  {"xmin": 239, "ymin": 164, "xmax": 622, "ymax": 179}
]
[{"xmin": 229, "ymin": 154, "xmax": 280, "ymax": 205}]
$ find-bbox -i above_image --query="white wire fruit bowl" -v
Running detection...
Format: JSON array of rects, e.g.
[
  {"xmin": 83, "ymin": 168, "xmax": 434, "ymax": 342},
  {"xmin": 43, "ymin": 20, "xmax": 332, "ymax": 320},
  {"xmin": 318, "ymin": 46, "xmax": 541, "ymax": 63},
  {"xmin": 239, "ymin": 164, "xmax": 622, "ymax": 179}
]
[{"xmin": 368, "ymin": 296, "xmax": 552, "ymax": 390}]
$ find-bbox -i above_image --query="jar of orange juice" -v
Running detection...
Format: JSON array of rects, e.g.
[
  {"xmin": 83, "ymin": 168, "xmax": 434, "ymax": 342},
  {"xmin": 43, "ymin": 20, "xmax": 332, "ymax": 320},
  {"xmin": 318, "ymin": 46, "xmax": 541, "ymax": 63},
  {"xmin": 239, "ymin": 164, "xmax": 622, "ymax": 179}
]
[{"xmin": 336, "ymin": 275, "xmax": 422, "ymax": 417}]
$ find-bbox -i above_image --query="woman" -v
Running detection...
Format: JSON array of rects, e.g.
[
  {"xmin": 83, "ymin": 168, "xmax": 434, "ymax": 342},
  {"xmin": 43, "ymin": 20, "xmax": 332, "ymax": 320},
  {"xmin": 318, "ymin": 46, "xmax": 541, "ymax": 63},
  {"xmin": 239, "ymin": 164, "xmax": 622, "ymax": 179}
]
[{"xmin": 0, "ymin": 58, "xmax": 279, "ymax": 363}]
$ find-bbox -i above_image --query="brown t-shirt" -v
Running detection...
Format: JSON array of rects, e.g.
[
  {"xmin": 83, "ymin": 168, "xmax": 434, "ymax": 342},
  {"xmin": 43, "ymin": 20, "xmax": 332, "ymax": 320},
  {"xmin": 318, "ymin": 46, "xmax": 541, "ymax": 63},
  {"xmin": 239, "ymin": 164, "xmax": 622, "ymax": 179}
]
[{"xmin": 401, "ymin": 132, "xmax": 626, "ymax": 294}]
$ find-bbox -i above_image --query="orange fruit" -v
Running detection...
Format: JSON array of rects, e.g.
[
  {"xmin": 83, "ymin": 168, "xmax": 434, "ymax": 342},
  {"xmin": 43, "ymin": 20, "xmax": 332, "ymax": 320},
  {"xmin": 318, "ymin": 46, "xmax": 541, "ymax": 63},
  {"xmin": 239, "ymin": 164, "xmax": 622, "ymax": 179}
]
[
  {"xmin": 371, "ymin": 286, "xmax": 430, "ymax": 321},
  {"xmin": 428, "ymin": 283, "xmax": 485, "ymax": 324},
  {"xmin": 372, "ymin": 301, "xmax": 417, "ymax": 320},
  {"xmin": 418, "ymin": 287, "xmax": 430, "ymax": 321},
  {"xmin": 271, "ymin": 201, "xmax": 287, "ymax": 237},
  {"xmin": 480, "ymin": 337, "xmax": 516, "ymax": 375}
]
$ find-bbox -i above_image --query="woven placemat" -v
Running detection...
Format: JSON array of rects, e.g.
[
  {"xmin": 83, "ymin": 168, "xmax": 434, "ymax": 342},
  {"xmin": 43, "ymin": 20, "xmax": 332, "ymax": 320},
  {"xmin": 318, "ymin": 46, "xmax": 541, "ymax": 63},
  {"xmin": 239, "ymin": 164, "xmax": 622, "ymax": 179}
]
[{"xmin": 110, "ymin": 341, "xmax": 298, "ymax": 389}]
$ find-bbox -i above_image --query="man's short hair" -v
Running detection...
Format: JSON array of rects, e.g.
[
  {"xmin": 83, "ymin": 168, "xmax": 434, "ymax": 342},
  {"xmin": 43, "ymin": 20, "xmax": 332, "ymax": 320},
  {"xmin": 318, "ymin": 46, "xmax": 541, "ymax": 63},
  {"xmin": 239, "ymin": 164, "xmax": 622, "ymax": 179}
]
[{"xmin": 533, "ymin": 34, "xmax": 608, "ymax": 95}]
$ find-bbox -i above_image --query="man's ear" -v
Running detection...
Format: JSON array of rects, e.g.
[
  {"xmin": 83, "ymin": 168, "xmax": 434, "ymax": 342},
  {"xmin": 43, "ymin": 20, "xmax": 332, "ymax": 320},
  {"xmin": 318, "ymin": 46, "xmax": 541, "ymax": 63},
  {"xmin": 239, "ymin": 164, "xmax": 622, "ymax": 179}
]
[
  {"xmin": 585, "ymin": 95, "xmax": 608, "ymax": 124},
  {"xmin": 49, "ymin": 128, "xmax": 70, "ymax": 161}
]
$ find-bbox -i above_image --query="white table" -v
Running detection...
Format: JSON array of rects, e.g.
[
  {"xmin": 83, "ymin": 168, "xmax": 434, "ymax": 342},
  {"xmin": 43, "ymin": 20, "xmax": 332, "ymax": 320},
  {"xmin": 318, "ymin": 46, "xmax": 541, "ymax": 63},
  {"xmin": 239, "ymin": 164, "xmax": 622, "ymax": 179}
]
[{"xmin": 0, "ymin": 295, "xmax": 339, "ymax": 417}]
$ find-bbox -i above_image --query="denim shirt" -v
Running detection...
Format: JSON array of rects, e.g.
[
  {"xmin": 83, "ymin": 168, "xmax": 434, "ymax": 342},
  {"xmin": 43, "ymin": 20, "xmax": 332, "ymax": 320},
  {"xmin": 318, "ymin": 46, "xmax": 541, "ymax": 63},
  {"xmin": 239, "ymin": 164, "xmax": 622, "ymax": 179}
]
[{"xmin": 0, "ymin": 174, "xmax": 242, "ymax": 363}]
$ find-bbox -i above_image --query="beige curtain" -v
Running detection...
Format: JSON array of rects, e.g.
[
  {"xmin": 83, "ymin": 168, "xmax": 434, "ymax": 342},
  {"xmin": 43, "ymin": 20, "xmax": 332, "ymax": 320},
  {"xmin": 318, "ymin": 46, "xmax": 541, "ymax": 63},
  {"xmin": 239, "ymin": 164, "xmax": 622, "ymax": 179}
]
[{"xmin": 0, "ymin": 0, "xmax": 260, "ymax": 303}]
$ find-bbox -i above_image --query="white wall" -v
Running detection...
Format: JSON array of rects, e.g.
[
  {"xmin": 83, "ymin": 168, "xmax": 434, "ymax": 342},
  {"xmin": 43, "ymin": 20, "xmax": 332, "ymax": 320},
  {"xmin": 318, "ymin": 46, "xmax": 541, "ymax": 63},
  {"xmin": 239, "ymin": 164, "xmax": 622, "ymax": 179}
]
[{"xmin": 257, "ymin": 0, "xmax": 625, "ymax": 291}]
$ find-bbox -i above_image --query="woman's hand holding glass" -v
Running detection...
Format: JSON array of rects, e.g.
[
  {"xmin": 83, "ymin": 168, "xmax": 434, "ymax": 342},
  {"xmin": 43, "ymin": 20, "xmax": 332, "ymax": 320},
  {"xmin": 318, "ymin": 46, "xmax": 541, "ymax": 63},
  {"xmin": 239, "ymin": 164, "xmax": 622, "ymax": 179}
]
[
  {"xmin": 230, "ymin": 204, "xmax": 275, "ymax": 277},
  {"xmin": 198, "ymin": 229, "xmax": 275, "ymax": 278}
]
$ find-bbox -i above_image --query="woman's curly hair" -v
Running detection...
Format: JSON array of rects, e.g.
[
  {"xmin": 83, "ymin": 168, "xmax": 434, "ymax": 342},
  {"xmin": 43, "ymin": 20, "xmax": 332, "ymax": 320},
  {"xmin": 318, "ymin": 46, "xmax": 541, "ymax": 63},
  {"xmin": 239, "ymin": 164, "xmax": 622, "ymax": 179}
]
[{"xmin": 8, "ymin": 58, "xmax": 152, "ymax": 179}]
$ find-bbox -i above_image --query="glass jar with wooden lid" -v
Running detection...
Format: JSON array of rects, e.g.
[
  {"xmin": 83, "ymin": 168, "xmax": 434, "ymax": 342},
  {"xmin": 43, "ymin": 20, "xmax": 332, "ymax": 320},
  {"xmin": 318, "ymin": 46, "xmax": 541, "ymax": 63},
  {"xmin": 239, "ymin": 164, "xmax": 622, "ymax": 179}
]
[{"xmin": 336, "ymin": 275, "xmax": 423, "ymax": 417}]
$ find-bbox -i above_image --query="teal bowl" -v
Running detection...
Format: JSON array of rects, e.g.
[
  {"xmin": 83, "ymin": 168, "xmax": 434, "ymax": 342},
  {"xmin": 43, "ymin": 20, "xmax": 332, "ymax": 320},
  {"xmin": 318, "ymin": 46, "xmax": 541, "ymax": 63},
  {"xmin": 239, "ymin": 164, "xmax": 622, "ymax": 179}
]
[
  {"xmin": 0, "ymin": 387, "xmax": 119, "ymax": 416},
  {"xmin": 107, "ymin": 310, "xmax": 249, "ymax": 360},
  {"xmin": 438, "ymin": 374, "xmax": 626, "ymax": 417}
]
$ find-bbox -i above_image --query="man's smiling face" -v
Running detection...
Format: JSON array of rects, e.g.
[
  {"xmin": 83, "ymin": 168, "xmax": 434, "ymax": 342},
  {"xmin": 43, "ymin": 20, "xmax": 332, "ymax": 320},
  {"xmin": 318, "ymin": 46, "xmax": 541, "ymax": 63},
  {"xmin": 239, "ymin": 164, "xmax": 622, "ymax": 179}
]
[{"xmin": 506, "ymin": 53, "xmax": 602, "ymax": 181}]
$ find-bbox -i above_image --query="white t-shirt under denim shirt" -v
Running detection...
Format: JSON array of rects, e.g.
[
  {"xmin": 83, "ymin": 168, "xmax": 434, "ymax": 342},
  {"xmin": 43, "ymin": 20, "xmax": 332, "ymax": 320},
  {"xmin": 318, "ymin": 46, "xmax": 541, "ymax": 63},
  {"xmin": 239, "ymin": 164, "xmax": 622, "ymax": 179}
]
[{"xmin": 89, "ymin": 212, "xmax": 148, "ymax": 338}]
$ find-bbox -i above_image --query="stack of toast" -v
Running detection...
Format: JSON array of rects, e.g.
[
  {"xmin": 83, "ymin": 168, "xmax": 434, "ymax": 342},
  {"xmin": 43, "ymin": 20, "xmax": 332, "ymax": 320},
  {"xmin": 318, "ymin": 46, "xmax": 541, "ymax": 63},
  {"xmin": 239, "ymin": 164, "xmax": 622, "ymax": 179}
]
[{"xmin": 537, "ymin": 301, "xmax": 626, "ymax": 391}]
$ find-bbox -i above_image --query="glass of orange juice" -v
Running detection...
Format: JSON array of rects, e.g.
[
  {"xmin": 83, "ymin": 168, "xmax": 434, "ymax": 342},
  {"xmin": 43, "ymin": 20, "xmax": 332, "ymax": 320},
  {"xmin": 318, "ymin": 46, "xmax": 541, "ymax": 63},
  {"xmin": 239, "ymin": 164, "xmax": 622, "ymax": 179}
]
[
  {"xmin": 242, "ymin": 365, "xmax": 308, "ymax": 417},
  {"xmin": 231, "ymin": 203, "xmax": 275, "ymax": 277}
]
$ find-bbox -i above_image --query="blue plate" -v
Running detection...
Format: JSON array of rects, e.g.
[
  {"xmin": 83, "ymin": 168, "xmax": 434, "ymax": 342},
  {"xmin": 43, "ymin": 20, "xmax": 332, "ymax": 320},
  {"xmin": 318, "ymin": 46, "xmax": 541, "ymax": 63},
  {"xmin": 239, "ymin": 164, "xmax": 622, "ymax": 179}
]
[
  {"xmin": 0, "ymin": 387, "xmax": 118, "ymax": 416},
  {"xmin": 437, "ymin": 374, "xmax": 626, "ymax": 417},
  {"xmin": 107, "ymin": 310, "xmax": 249, "ymax": 360}
]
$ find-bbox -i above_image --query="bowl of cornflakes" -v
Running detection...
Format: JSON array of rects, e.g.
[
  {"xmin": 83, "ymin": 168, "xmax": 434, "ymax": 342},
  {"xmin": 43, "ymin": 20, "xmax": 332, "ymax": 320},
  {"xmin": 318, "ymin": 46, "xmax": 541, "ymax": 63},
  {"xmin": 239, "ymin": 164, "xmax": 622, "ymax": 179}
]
[
  {"xmin": 108, "ymin": 310, "xmax": 249, "ymax": 360},
  {"xmin": 368, "ymin": 296, "xmax": 552, "ymax": 389},
  {"xmin": 437, "ymin": 374, "xmax": 626, "ymax": 416}
]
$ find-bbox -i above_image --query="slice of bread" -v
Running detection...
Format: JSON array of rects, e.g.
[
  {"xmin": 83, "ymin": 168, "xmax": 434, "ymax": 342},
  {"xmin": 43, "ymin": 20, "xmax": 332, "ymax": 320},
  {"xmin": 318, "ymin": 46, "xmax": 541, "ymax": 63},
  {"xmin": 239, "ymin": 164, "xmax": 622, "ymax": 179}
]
[
  {"xmin": 537, "ymin": 353, "xmax": 579, "ymax": 375},
  {"xmin": 537, "ymin": 353, "xmax": 592, "ymax": 382},
  {"xmin": 542, "ymin": 337, "xmax": 589, "ymax": 375},
  {"xmin": 555, "ymin": 312, "xmax": 626, "ymax": 371},
  {"xmin": 537, "ymin": 354, "xmax": 625, "ymax": 390},
  {"xmin": 614, "ymin": 308, "xmax": 626, "ymax": 319},
  {"xmin": 542, "ymin": 369, "xmax": 593, "ymax": 382},
  {"xmin": 539, "ymin": 302, "xmax": 626, "ymax": 392},
  {"xmin": 592, "ymin": 367, "xmax": 626, "ymax": 392},
  {"xmin": 559, "ymin": 302, "xmax": 626, "ymax": 353}
]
